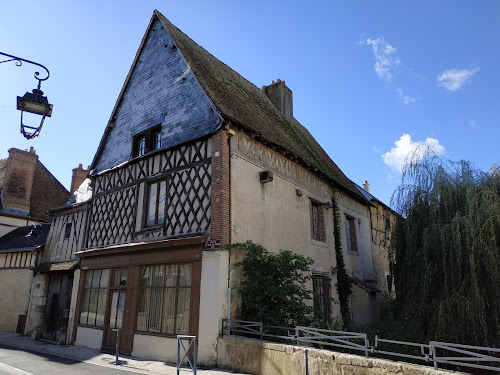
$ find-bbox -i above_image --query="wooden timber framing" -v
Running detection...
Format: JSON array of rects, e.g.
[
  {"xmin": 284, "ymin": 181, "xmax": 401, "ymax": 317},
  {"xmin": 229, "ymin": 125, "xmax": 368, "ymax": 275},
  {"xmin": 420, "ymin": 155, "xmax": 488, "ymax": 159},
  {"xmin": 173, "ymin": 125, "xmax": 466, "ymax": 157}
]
[
  {"xmin": 43, "ymin": 208, "xmax": 87, "ymax": 263},
  {"xmin": 86, "ymin": 138, "xmax": 212, "ymax": 249},
  {"xmin": 0, "ymin": 251, "xmax": 37, "ymax": 269}
]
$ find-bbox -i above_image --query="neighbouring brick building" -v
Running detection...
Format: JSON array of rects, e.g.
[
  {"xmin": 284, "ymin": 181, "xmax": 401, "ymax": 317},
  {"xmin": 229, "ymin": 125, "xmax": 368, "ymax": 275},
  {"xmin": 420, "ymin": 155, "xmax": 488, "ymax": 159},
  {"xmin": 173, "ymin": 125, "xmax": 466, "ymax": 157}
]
[
  {"xmin": 0, "ymin": 147, "xmax": 69, "ymax": 333},
  {"xmin": 0, "ymin": 147, "xmax": 70, "ymax": 237},
  {"xmin": 24, "ymin": 10, "xmax": 392, "ymax": 365}
]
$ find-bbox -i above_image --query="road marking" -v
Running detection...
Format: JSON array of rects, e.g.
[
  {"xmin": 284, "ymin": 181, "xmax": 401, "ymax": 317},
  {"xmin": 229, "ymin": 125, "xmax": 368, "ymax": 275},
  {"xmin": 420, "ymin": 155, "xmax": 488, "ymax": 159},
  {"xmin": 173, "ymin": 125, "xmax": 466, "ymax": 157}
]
[{"xmin": 0, "ymin": 362, "xmax": 35, "ymax": 375}]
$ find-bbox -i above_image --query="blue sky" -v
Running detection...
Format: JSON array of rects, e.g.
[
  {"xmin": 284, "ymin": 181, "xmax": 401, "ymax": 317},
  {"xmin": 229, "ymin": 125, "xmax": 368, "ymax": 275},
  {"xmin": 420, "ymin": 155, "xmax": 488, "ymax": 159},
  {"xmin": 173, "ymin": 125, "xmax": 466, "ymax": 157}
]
[{"xmin": 1, "ymin": 1, "xmax": 498, "ymax": 206}]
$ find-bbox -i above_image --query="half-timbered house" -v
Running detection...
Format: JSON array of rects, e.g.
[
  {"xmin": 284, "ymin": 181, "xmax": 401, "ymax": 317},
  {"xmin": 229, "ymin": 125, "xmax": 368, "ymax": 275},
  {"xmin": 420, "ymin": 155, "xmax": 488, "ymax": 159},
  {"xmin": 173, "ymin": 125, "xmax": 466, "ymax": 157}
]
[
  {"xmin": 26, "ymin": 10, "xmax": 391, "ymax": 365},
  {"xmin": 25, "ymin": 177, "xmax": 91, "ymax": 344}
]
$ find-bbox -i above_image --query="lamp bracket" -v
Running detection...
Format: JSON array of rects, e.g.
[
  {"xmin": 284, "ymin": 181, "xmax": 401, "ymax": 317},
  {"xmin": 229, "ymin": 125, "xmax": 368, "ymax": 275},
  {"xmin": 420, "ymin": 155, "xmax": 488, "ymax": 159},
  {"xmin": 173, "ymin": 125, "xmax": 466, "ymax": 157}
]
[{"xmin": 0, "ymin": 51, "xmax": 50, "ymax": 89}]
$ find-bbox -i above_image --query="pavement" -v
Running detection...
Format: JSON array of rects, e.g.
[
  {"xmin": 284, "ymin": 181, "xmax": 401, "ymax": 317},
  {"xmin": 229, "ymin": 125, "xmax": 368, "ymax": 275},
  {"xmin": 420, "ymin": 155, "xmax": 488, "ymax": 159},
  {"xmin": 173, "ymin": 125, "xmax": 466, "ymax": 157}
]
[{"xmin": 0, "ymin": 332, "xmax": 247, "ymax": 375}]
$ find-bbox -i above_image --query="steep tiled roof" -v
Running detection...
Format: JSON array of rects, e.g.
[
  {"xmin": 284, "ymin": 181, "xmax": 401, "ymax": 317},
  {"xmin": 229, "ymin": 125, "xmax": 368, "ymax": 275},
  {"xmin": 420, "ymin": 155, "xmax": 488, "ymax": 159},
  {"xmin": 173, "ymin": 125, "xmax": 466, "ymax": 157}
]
[
  {"xmin": 30, "ymin": 161, "xmax": 71, "ymax": 220},
  {"xmin": 51, "ymin": 178, "xmax": 92, "ymax": 212},
  {"xmin": 156, "ymin": 11, "xmax": 367, "ymax": 201},
  {"xmin": 0, "ymin": 223, "xmax": 50, "ymax": 252}
]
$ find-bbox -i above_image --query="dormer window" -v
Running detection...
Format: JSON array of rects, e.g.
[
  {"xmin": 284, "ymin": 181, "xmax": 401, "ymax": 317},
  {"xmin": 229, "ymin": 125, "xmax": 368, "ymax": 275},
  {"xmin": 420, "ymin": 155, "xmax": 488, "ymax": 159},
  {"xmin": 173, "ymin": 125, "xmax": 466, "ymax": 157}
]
[{"xmin": 132, "ymin": 125, "xmax": 162, "ymax": 158}]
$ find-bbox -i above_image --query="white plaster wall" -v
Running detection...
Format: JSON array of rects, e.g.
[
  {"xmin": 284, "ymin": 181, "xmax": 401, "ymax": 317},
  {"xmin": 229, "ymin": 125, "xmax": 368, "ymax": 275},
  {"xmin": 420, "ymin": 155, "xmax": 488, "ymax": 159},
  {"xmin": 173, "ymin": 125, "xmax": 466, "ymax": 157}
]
[
  {"xmin": 230, "ymin": 132, "xmax": 375, "ymax": 324},
  {"xmin": 74, "ymin": 326, "xmax": 103, "ymax": 350},
  {"xmin": 231, "ymin": 155, "xmax": 334, "ymax": 270},
  {"xmin": 0, "ymin": 268, "xmax": 33, "ymax": 331},
  {"xmin": 336, "ymin": 191, "xmax": 374, "ymax": 279},
  {"xmin": 132, "ymin": 334, "xmax": 178, "ymax": 362},
  {"xmin": 198, "ymin": 250, "xmax": 229, "ymax": 366}
]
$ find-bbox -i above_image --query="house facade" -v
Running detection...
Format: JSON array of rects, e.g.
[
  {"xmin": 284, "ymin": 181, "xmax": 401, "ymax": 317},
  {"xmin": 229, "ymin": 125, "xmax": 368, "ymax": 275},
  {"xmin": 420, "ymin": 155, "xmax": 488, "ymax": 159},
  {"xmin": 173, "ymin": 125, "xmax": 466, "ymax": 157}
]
[
  {"xmin": 0, "ymin": 224, "xmax": 49, "ymax": 333},
  {"xmin": 24, "ymin": 10, "xmax": 392, "ymax": 366},
  {"xmin": 0, "ymin": 147, "xmax": 69, "ymax": 333}
]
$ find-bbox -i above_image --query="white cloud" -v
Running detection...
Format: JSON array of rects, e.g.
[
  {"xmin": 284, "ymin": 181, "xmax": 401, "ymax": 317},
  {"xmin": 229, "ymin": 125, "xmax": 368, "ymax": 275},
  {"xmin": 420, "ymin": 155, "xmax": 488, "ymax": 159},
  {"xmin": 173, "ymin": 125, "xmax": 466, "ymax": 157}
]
[
  {"xmin": 396, "ymin": 88, "xmax": 417, "ymax": 104},
  {"xmin": 437, "ymin": 67, "xmax": 479, "ymax": 92},
  {"xmin": 359, "ymin": 37, "xmax": 401, "ymax": 81},
  {"xmin": 470, "ymin": 120, "xmax": 479, "ymax": 130},
  {"xmin": 382, "ymin": 134, "xmax": 445, "ymax": 173}
]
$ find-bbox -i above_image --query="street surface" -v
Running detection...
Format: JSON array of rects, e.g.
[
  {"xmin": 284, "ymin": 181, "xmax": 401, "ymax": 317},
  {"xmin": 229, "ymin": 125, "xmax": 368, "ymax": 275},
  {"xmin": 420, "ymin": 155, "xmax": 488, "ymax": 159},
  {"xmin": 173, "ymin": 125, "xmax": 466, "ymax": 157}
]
[{"xmin": 0, "ymin": 345, "xmax": 148, "ymax": 375}]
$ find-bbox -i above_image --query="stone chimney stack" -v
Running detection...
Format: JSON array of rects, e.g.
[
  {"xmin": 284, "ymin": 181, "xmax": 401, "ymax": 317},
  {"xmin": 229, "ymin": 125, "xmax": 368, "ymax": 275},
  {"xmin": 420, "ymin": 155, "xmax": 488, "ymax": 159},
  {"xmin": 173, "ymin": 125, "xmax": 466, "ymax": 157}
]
[
  {"xmin": 363, "ymin": 180, "xmax": 370, "ymax": 193},
  {"xmin": 70, "ymin": 164, "xmax": 89, "ymax": 194},
  {"xmin": 1, "ymin": 148, "xmax": 39, "ymax": 215},
  {"xmin": 261, "ymin": 79, "xmax": 293, "ymax": 121}
]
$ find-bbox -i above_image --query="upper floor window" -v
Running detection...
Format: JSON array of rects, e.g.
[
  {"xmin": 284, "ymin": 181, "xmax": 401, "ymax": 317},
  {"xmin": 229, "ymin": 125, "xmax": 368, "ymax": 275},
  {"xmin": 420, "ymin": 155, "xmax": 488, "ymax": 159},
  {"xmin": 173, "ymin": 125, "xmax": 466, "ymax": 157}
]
[
  {"xmin": 310, "ymin": 200, "xmax": 326, "ymax": 242},
  {"xmin": 132, "ymin": 125, "xmax": 162, "ymax": 158},
  {"xmin": 64, "ymin": 223, "xmax": 72, "ymax": 239},
  {"xmin": 345, "ymin": 215, "xmax": 358, "ymax": 252},
  {"xmin": 146, "ymin": 180, "xmax": 166, "ymax": 227}
]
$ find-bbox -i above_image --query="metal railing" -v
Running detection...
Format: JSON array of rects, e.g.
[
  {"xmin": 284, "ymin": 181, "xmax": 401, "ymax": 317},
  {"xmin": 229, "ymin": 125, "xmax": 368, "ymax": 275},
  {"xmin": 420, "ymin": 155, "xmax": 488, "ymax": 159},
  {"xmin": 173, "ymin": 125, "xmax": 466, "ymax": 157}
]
[
  {"xmin": 431, "ymin": 341, "xmax": 500, "ymax": 372},
  {"xmin": 296, "ymin": 326, "xmax": 370, "ymax": 357},
  {"xmin": 374, "ymin": 335, "xmax": 432, "ymax": 363},
  {"xmin": 177, "ymin": 335, "xmax": 197, "ymax": 374},
  {"xmin": 222, "ymin": 319, "xmax": 500, "ymax": 373}
]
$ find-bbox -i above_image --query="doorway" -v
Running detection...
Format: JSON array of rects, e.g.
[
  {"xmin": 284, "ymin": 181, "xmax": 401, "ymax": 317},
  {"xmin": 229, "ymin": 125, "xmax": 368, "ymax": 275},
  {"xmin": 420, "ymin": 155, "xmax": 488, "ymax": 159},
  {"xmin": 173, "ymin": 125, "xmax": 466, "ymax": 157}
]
[
  {"xmin": 42, "ymin": 274, "xmax": 73, "ymax": 342},
  {"xmin": 102, "ymin": 269, "xmax": 130, "ymax": 355}
]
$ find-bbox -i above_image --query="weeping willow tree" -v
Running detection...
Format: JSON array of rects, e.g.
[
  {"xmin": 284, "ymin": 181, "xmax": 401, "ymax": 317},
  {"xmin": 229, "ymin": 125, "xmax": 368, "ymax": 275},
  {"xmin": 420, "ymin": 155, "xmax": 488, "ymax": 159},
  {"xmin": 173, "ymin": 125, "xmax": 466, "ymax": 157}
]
[{"xmin": 391, "ymin": 152, "xmax": 500, "ymax": 346}]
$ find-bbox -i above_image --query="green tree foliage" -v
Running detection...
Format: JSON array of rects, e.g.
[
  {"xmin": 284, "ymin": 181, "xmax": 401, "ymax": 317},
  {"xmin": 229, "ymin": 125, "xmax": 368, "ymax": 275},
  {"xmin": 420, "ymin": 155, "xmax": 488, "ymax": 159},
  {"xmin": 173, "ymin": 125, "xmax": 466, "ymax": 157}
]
[
  {"xmin": 331, "ymin": 196, "xmax": 352, "ymax": 327},
  {"xmin": 232, "ymin": 240, "xmax": 315, "ymax": 327},
  {"xmin": 391, "ymin": 153, "xmax": 500, "ymax": 346}
]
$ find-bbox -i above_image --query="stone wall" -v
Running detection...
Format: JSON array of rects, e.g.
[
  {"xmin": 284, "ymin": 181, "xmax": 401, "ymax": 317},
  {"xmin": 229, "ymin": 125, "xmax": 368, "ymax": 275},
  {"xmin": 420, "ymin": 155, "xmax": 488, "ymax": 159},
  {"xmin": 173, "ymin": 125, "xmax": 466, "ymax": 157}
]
[
  {"xmin": 0, "ymin": 268, "xmax": 33, "ymax": 332},
  {"xmin": 217, "ymin": 336, "xmax": 464, "ymax": 375}
]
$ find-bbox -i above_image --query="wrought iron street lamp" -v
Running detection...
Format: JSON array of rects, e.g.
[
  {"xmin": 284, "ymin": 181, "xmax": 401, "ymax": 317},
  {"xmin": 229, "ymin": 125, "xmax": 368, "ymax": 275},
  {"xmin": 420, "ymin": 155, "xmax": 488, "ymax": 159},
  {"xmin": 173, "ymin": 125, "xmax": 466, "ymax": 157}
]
[{"xmin": 0, "ymin": 52, "xmax": 53, "ymax": 140}]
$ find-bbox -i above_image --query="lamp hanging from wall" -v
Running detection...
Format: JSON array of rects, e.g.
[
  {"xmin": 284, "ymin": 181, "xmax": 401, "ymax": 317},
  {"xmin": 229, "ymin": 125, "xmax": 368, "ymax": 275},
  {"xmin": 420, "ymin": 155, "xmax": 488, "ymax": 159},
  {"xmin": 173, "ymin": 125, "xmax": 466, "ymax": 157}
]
[{"xmin": 0, "ymin": 51, "xmax": 53, "ymax": 140}]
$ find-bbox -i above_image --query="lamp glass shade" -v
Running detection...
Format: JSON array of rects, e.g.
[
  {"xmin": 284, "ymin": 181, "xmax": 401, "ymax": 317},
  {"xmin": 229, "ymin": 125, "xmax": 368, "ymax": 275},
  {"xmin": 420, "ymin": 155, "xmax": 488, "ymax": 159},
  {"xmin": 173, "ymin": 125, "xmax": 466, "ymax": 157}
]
[{"xmin": 17, "ymin": 90, "xmax": 53, "ymax": 117}]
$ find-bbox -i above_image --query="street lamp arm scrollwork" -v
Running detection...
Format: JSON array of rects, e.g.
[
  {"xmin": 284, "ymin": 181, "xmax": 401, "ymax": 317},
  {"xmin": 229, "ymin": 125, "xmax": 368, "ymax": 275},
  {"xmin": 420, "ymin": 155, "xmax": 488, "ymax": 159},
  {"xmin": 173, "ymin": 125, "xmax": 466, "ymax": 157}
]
[
  {"xmin": 0, "ymin": 51, "xmax": 53, "ymax": 140},
  {"xmin": 0, "ymin": 52, "xmax": 50, "ymax": 89}
]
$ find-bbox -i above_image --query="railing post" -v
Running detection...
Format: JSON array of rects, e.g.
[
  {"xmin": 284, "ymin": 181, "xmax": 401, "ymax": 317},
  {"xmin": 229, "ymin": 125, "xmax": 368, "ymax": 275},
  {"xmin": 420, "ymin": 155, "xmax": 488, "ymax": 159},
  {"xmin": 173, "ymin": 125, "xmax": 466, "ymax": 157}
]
[
  {"xmin": 177, "ymin": 337, "xmax": 180, "ymax": 375},
  {"xmin": 364, "ymin": 334, "xmax": 369, "ymax": 357},
  {"xmin": 113, "ymin": 329, "xmax": 120, "ymax": 365},
  {"xmin": 430, "ymin": 341, "xmax": 438, "ymax": 370},
  {"xmin": 305, "ymin": 348, "xmax": 309, "ymax": 375},
  {"xmin": 295, "ymin": 327, "xmax": 300, "ymax": 347},
  {"xmin": 177, "ymin": 335, "xmax": 197, "ymax": 375}
]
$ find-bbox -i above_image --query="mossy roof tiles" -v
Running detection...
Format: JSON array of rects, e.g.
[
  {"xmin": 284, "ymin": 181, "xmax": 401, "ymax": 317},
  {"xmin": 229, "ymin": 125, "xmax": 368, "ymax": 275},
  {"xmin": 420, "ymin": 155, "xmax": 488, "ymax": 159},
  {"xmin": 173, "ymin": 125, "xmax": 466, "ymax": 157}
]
[{"xmin": 156, "ymin": 11, "xmax": 367, "ymax": 202}]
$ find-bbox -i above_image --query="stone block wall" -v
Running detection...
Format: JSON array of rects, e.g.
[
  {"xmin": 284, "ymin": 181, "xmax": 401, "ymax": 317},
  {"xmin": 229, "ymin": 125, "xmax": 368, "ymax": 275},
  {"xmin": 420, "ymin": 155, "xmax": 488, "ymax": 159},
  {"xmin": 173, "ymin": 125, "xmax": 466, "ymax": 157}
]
[{"xmin": 217, "ymin": 336, "xmax": 465, "ymax": 375}]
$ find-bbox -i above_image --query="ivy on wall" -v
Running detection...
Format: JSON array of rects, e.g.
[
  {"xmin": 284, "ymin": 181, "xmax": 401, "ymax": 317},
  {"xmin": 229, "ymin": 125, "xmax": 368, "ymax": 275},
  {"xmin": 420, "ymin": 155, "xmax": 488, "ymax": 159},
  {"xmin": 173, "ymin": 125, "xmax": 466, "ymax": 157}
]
[{"xmin": 331, "ymin": 195, "xmax": 352, "ymax": 327}]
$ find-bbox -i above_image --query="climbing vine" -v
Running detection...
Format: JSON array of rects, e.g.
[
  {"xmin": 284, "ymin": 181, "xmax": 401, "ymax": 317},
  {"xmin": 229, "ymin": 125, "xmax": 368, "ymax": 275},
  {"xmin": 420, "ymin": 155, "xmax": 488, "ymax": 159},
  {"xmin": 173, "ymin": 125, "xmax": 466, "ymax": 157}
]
[{"xmin": 331, "ymin": 195, "xmax": 352, "ymax": 327}]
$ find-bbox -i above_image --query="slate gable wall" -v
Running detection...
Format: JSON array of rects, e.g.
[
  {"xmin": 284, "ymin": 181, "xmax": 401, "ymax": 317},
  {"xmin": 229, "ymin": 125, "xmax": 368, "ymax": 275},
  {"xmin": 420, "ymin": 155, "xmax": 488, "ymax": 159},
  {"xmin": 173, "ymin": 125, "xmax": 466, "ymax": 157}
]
[{"xmin": 95, "ymin": 19, "xmax": 220, "ymax": 173}]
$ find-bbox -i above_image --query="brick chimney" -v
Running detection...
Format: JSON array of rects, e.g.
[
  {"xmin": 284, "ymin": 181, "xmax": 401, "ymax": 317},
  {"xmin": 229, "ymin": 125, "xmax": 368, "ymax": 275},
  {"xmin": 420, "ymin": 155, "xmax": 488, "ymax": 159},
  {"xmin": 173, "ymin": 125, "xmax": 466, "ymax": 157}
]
[
  {"xmin": 1, "ymin": 147, "xmax": 39, "ymax": 215},
  {"xmin": 261, "ymin": 79, "xmax": 293, "ymax": 121},
  {"xmin": 70, "ymin": 164, "xmax": 89, "ymax": 194},
  {"xmin": 363, "ymin": 180, "xmax": 370, "ymax": 193}
]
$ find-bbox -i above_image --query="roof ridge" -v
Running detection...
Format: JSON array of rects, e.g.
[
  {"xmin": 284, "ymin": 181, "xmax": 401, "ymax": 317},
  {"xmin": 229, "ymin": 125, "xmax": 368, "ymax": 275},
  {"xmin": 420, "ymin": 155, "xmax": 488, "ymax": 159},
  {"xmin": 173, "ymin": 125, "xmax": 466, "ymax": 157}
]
[{"xmin": 155, "ymin": 10, "xmax": 367, "ymax": 202}]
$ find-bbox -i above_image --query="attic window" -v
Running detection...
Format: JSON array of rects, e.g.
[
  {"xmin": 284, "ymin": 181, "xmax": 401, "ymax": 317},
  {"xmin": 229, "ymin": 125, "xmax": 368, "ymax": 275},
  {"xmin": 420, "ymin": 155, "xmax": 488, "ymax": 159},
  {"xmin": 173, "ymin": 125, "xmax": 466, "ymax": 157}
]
[{"xmin": 133, "ymin": 126, "xmax": 162, "ymax": 158}]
